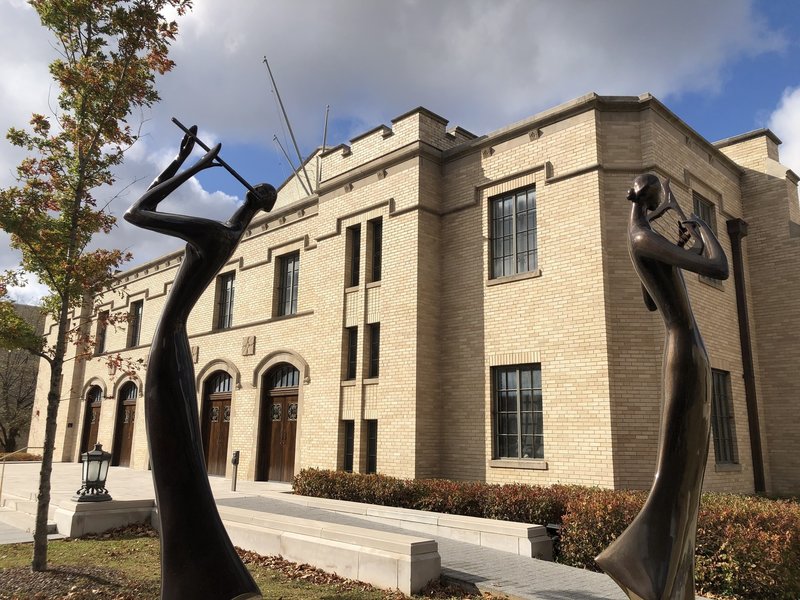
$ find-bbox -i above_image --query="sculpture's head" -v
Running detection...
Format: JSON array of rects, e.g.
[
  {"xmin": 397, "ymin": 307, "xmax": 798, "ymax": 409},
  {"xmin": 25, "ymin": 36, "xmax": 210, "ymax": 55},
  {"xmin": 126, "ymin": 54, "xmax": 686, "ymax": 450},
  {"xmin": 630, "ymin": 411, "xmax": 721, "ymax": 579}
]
[
  {"xmin": 627, "ymin": 173, "xmax": 662, "ymax": 211},
  {"xmin": 248, "ymin": 183, "xmax": 278, "ymax": 213}
]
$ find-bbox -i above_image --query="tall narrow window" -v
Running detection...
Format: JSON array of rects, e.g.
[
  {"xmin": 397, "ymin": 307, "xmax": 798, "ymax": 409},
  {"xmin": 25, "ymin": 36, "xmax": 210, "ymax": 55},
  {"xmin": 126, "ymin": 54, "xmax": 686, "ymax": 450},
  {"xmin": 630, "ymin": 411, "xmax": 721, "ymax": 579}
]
[
  {"xmin": 215, "ymin": 271, "xmax": 235, "ymax": 329},
  {"xmin": 277, "ymin": 251, "xmax": 300, "ymax": 316},
  {"xmin": 368, "ymin": 218, "xmax": 383, "ymax": 282},
  {"xmin": 366, "ymin": 419, "xmax": 378, "ymax": 474},
  {"xmin": 345, "ymin": 327, "xmax": 358, "ymax": 380},
  {"xmin": 711, "ymin": 369, "xmax": 738, "ymax": 464},
  {"xmin": 493, "ymin": 364, "xmax": 544, "ymax": 459},
  {"xmin": 347, "ymin": 224, "xmax": 361, "ymax": 287},
  {"xmin": 127, "ymin": 300, "xmax": 143, "ymax": 348},
  {"xmin": 95, "ymin": 310, "xmax": 109, "ymax": 355},
  {"xmin": 368, "ymin": 323, "xmax": 380, "ymax": 378},
  {"xmin": 343, "ymin": 420, "xmax": 355, "ymax": 473},
  {"xmin": 693, "ymin": 192, "xmax": 717, "ymax": 235},
  {"xmin": 490, "ymin": 186, "xmax": 537, "ymax": 279}
]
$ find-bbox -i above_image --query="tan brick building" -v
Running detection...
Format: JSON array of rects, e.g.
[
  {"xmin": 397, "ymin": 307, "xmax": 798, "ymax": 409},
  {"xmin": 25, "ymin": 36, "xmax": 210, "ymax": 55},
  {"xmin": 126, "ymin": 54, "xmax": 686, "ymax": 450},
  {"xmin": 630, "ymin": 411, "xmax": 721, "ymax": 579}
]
[{"xmin": 28, "ymin": 93, "xmax": 800, "ymax": 496}]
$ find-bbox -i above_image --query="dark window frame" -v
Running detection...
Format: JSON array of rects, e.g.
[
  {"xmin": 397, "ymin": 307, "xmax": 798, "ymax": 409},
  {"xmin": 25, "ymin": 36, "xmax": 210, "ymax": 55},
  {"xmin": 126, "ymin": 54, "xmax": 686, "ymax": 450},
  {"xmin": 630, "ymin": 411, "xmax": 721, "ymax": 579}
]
[
  {"xmin": 277, "ymin": 251, "xmax": 300, "ymax": 316},
  {"xmin": 492, "ymin": 364, "xmax": 544, "ymax": 459},
  {"xmin": 215, "ymin": 271, "xmax": 236, "ymax": 330},
  {"xmin": 127, "ymin": 300, "xmax": 143, "ymax": 348},
  {"xmin": 345, "ymin": 326, "xmax": 358, "ymax": 380},
  {"xmin": 347, "ymin": 224, "xmax": 361, "ymax": 288},
  {"xmin": 368, "ymin": 218, "xmax": 383, "ymax": 283},
  {"xmin": 490, "ymin": 186, "xmax": 538, "ymax": 279},
  {"xmin": 95, "ymin": 310, "xmax": 109, "ymax": 355},
  {"xmin": 343, "ymin": 420, "xmax": 355, "ymax": 473},
  {"xmin": 692, "ymin": 192, "xmax": 717, "ymax": 235},
  {"xmin": 368, "ymin": 323, "xmax": 380, "ymax": 378},
  {"xmin": 711, "ymin": 369, "xmax": 738, "ymax": 464},
  {"xmin": 366, "ymin": 419, "xmax": 378, "ymax": 474}
]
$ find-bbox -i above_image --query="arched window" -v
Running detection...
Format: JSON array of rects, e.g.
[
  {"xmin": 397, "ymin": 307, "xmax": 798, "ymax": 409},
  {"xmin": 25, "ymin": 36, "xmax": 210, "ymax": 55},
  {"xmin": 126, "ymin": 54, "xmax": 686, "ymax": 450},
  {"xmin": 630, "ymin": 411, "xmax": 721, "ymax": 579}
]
[
  {"xmin": 87, "ymin": 385, "xmax": 102, "ymax": 404},
  {"xmin": 267, "ymin": 364, "xmax": 299, "ymax": 390},
  {"xmin": 120, "ymin": 382, "xmax": 137, "ymax": 401},
  {"xmin": 208, "ymin": 371, "xmax": 232, "ymax": 394}
]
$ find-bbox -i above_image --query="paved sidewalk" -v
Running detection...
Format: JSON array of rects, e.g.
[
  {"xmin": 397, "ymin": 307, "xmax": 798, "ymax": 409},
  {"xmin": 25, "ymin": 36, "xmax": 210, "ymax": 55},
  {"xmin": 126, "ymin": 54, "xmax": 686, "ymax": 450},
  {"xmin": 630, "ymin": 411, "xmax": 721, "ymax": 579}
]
[
  {"xmin": 1, "ymin": 463, "xmax": 702, "ymax": 600},
  {"xmin": 218, "ymin": 495, "xmax": 626, "ymax": 600}
]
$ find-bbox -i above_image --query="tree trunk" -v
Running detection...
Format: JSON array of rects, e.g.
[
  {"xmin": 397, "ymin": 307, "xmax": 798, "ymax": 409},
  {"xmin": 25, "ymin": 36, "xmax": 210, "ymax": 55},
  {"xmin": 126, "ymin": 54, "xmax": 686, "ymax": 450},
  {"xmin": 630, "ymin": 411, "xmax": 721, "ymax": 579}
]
[
  {"xmin": 31, "ymin": 358, "xmax": 61, "ymax": 571},
  {"xmin": 31, "ymin": 297, "xmax": 68, "ymax": 572}
]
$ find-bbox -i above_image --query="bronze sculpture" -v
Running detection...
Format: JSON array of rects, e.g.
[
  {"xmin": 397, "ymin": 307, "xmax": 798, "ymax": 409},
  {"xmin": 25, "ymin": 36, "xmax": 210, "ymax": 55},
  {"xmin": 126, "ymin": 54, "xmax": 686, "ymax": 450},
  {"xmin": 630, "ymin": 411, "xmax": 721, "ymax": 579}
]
[
  {"xmin": 125, "ymin": 124, "xmax": 275, "ymax": 600},
  {"xmin": 595, "ymin": 174, "xmax": 728, "ymax": 600}
]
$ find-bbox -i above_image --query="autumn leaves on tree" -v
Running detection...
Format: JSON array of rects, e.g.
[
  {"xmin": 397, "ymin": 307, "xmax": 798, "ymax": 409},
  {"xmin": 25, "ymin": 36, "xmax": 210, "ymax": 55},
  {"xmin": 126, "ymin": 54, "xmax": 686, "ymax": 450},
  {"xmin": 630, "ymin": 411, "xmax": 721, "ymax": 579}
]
[{"xmin": 0, "ymin": 0, "xmax": 191, "ymax": 570}]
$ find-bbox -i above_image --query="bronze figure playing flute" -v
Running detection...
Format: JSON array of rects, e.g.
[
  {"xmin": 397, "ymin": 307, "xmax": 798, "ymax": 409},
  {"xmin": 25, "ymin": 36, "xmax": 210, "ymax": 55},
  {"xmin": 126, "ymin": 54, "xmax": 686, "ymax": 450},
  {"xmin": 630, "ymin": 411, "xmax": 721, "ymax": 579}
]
[
  {"xmin": 125, "ymin": 121, "xmax": 275, "ymax": 600},
  {"xmin": 596, "ymin": 174, "xmax": 728, "ymax": 600}
]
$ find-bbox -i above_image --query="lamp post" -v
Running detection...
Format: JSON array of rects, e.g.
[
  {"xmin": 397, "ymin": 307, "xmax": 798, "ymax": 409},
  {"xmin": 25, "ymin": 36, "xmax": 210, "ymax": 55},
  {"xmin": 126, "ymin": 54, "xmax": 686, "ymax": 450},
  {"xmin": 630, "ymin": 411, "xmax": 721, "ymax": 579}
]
[{"xmin": 74, "ymin": 443, "xmax": 112, "ymax": 502}]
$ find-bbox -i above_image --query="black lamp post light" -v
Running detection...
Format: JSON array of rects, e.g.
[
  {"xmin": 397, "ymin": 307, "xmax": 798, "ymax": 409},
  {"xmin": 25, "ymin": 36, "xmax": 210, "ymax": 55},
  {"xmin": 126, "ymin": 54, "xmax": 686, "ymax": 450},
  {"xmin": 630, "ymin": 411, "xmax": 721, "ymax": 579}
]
[{"xmin": 74, "ymin": 443, "xmax": 112, "ymax": 502}]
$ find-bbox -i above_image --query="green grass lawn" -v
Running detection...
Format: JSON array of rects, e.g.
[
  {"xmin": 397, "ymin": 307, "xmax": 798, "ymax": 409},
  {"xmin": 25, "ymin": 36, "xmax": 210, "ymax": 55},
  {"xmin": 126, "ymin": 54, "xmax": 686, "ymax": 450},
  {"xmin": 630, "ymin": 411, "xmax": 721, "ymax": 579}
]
[{"xmin": 0, "ymin": 529, "xmax": 484, "ymax": 600}]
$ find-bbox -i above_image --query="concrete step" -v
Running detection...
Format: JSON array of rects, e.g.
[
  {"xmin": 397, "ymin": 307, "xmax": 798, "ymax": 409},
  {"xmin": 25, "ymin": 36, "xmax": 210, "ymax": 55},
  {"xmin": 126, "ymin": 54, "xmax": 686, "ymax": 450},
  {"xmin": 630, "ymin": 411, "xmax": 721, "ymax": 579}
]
[
  {"xmin": 0, "ymin": 507, "xmax": 58, "ymax": 534},
  {"xmin": 2, "ymin": 494, "xmax": 59, "ymax": 520}
]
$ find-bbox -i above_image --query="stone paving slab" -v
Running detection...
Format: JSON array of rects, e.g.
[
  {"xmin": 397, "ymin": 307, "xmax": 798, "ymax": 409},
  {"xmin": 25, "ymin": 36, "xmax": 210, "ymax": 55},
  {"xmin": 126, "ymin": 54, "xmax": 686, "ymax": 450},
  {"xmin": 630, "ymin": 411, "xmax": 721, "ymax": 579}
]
[{"xmin": 217, "ymin": 495, "xmax": 627, "ymax": 600}]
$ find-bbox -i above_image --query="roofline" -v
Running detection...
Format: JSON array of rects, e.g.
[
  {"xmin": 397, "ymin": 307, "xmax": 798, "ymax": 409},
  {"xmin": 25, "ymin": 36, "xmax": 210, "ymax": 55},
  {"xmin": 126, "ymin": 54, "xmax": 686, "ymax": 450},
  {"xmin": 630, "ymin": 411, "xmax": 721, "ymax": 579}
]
[{"xmin": 714, "ymin": 128, "xmax": 783, "ymax": 149}]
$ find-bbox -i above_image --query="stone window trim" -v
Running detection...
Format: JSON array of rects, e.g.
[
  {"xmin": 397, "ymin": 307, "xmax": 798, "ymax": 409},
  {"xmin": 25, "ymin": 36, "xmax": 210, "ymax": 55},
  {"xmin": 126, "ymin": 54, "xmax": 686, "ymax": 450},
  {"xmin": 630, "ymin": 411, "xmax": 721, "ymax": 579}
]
[
  {"xmin": 486, "ymin": 268, "xmax": 542, "ymax": 287},
  {"xmin": 489, "ymin": 459, "xmax": 548, "ymax": 471}
]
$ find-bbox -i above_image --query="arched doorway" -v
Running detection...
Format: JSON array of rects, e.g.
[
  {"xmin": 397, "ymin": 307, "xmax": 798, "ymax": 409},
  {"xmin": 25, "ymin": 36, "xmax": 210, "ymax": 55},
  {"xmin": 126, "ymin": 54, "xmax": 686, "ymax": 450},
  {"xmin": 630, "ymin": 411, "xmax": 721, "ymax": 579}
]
[
  {"xmin": 257, "ymin": 364, "xmax": 299, "ymax": 482},
  {"xmin": 112, "ymin": 382, "xmax": 137, "ymax": 467},
  {"xmin": 201, "ymin": 371, "xmax": 232, "ymax": 477},
  {"xmin": 79, "ymin": 385, "xmax": 103, "ymax": 457}
]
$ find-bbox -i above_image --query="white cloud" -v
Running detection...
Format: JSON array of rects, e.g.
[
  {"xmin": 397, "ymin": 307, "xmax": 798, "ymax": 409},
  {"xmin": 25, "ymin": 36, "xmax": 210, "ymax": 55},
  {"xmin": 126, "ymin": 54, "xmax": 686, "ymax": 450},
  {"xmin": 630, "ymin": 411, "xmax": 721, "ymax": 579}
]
[
  {"xmin": 768, "ymin": 86, "xmax": 800, "ymax": 176},
  {"xmin": 0, "ymin": 0, "xmax": 793, "ymax": 304}
]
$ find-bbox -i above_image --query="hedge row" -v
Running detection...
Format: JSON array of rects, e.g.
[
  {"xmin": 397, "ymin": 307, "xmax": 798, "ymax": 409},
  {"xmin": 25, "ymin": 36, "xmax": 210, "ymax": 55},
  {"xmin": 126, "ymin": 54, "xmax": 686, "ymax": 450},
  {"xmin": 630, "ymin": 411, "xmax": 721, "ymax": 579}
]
[{"xmin": 293, "ymin": 469, "xmax": 800, "ymax": 600}]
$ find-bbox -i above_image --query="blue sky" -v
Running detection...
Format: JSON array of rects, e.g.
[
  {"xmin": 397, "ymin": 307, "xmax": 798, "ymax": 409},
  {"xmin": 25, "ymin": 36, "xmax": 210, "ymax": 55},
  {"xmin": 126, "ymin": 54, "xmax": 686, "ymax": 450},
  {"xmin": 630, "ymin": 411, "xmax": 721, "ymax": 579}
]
[{"xmin": 1, "ymin": 0, "xmax": 799, "ymax": 303}]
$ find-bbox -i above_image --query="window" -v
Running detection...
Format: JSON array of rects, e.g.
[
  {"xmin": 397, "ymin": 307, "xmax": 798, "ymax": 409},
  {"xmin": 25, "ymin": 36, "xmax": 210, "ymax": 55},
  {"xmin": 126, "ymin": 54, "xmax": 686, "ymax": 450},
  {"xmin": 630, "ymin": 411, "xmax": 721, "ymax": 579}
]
[
  {"xmin": 368, "ymin": 218, "xmax": 383, "ymax": 282},
  {"xmin": 208, "ymin": 371, "xmax": 232, "ymax": 394},
  {"xmin": 343, "ymin": 420, "xmax": 355, "ymax": 472},
  {"xmin": 693, "ymin": 192, "xmax": 717, "ymax": 235},
  {"xmin": 347, "ymin": 224, "xmax": 361, "ymax": 287},
  {"xmin": 277, "ymin": 251, "xmax": 300, "ymax": 316},
  {"xmin": 711, "ymin": 369, "xmax": 738, "ymax": 464},
  {"xmin": 368, "ymin": 323, "xmax": 380, "ymax": 378},
  {"xmin": 345, "ymin": 327, "xmax": 358, "ymax": 380},
  {"xmin": 366, "ymin": 419, "xmax": 378, "ymax": 474},
  {"xmin": 127, "ymin": 300, "xmax": 143, "ymax": 348},
  {"xmin": 493, "ymin": 364, "xmax": 544, "ymax": 459},
  {"xmin": 215, "ymin": 271, "xmax": 235, "ymax": 329},
  {"xmin": 95, "ymin": 311, "xmax": 108, "ymax": 355},
  {"xmin": 491, "ymin": 186, "xmax": 537, "ymax": 279}
]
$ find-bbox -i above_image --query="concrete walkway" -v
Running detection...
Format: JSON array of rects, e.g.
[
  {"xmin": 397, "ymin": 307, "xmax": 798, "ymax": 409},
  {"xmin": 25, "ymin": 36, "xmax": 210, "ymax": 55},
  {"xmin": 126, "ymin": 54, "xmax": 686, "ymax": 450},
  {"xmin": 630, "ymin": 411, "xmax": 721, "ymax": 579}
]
[{"xmin": 0, "ymin": 463, "xmax": 651, "ymax": 599}]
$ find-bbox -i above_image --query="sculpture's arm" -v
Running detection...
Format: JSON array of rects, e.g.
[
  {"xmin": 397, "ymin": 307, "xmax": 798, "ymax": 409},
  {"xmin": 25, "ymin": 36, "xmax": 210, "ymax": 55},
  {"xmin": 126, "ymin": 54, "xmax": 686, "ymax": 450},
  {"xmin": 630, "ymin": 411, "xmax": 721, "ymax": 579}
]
[
  {"xmin": 124, "ymin": 139, "xmax": 225, "ymax": 244},
  {"xmin": 631, "ymin": 219, "xmax": 729, "ymax": 280}
]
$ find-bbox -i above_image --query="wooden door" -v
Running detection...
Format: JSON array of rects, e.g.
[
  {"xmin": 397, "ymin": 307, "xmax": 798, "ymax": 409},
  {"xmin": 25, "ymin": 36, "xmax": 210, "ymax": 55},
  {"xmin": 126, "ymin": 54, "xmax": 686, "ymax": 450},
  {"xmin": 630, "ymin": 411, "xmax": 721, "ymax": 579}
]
[
  {"xmin": 113, "ymin": 383, "xmax": 137, "ymax": 467},
  {"xmin": 265, "ymin": 394, "xmax": 297, "ymax": 482},
  {"xmin": 117, "ymin": 403, "xmax": 135, "ymax": 467},
  {"xmin": 203, "ymin": 395, "xmax": 231, "ymax": 476},
  {"xmin": 80, "ymin": 387, "xmax": 102, "ymax": 456}
]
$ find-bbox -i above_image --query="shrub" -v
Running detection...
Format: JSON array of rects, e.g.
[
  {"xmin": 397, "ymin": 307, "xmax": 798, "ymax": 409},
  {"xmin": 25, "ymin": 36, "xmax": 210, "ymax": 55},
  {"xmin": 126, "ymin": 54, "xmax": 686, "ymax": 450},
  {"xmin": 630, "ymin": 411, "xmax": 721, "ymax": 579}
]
[
  {"xmin": 694, "ymin": 494, "xmax": 800, "ymax": 600},
  {"xmin": 293, "ymin": 470, "xmax": 800, "ymax": 599},
  {"xmin": 558, "ymin": 488, "xmax": 646, "ymax": 570}
]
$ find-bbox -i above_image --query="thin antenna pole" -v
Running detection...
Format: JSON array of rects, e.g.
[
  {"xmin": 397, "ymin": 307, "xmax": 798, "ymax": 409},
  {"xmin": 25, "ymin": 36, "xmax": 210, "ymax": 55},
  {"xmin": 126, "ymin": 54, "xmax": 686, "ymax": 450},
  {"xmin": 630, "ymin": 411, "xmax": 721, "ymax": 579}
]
[
  {"xmin": 274, "ymin": 135, "xmax": 310, "ymax": 197},
  {"xmin": 263, "ymin": 57, "xmax": 313, "ymax": 194},
  {"xmin": 317, "ymin": 104, "xmax": 330, "ymax": 190}
]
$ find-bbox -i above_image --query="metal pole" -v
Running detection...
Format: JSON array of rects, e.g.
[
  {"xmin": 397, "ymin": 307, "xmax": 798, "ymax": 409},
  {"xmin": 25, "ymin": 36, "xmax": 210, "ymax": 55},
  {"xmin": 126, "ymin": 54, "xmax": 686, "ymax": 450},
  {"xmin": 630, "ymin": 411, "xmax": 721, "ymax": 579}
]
[
  {"xmin": 274, "ymin": 136, "xmax": 310, "ymax": 197},
  {"xmin": 317, "ymin": 104, "xmax": 330, "ymax": 191},
  {"xmin": 263, "ymin": 57, "xmax": 313, "ymax": 194}
]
